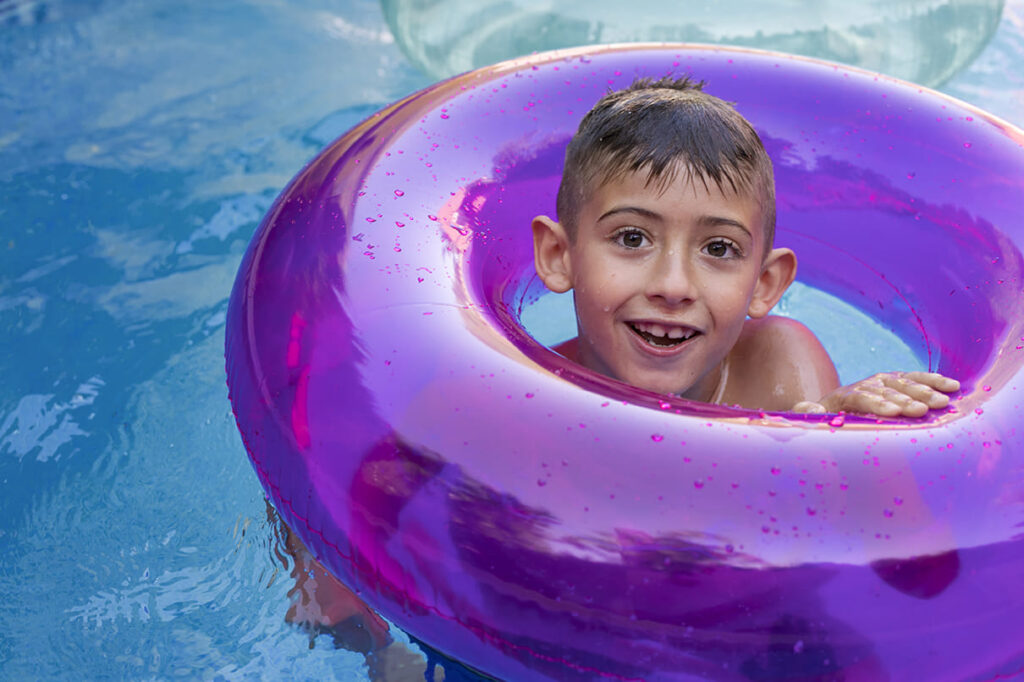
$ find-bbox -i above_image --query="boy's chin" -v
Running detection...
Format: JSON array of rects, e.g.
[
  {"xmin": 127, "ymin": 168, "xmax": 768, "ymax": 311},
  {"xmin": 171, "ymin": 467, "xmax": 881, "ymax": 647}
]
[
  {"xmin": 617, "ymin": 371, "xmax": 693, "ymax": 398},
  {"xmin": 578, "ymin": 349, "xmax": 698, "ymax": 397}
]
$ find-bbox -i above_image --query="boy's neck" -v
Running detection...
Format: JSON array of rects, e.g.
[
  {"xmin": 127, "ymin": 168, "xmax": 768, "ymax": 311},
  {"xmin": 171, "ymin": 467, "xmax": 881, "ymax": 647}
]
[
  {"xmin": 678, "ymin": 360, "xmax": 728, "ymax": 404},
  {"xmin": 707, "ymin": 359, "xmax": 729, "ymax": 404}
]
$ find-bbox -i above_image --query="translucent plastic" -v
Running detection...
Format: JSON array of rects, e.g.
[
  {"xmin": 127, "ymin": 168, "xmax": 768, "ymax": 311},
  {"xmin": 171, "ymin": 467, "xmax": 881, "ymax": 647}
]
[
  {"xmin": 226, "ymin": 45, "xmax": 1024, "ymax": 680},
  {"xmin": 382, "ymin": 0, "xmax": 1004, "ymax": 85}
]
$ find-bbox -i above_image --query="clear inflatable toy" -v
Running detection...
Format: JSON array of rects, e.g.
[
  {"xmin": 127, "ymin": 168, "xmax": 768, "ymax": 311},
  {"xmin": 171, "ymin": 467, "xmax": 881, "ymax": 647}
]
[{"xmin": 382, "ymin": 0, "xmax": 1005, "ymax": 86}]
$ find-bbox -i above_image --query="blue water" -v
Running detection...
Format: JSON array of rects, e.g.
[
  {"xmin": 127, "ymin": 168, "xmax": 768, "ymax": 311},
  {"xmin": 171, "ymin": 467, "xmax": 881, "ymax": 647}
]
[{"xmin": 1, "ymin": 0, "xmax": 1021, "ymax": 679}]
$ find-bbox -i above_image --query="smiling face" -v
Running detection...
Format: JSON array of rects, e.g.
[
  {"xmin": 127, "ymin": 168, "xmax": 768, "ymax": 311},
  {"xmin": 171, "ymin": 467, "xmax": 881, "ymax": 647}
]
[{"xmin": 533, "ymin": 165, "xmax": 795, "ymax": 400}]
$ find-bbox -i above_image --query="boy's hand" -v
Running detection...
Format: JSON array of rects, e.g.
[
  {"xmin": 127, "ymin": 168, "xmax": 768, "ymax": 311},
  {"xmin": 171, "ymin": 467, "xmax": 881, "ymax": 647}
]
[{"xmin": 792, "ymin": 372, "xmax": 960, "ymax": 418}]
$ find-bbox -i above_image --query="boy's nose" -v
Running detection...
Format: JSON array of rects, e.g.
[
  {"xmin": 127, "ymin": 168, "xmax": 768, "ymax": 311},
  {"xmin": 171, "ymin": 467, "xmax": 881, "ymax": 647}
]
[{"xmin": 646, "ymin": 251, "xmax": 696, "ymax": 304}]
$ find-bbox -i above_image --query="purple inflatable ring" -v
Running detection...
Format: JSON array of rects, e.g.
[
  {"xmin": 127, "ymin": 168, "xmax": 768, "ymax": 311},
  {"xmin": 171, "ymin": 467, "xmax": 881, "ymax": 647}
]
[{"xmin": 227, "ymin": 44, "xmax": 1024, "ymax": 680}]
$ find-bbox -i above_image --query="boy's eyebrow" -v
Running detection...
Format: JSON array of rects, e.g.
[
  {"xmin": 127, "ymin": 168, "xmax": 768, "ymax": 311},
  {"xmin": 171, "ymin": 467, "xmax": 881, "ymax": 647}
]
[
  {"xmin": 597, "ymin": 206, "xmax": 661, "ymax": 222},
  {"xmin": 598, "ymin": 206, "xmax": 753, "ymax": 239},
  {"xmin": 697, "ymin": 215, "xmax": 753, "ymax": 239}
]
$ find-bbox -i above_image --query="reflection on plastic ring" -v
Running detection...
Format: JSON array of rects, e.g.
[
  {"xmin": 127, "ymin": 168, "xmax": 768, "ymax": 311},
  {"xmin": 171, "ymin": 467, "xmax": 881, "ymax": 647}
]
[{"xmin": 227, "ymin": 44, "xmax": 1024, "ymax": 681}]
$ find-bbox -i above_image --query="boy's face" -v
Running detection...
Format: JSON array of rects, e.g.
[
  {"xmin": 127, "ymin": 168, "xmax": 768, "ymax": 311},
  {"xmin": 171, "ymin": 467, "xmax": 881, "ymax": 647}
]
[{"xmin": 533, "ymin": 167, "xmax": 793, "ymax": 399}]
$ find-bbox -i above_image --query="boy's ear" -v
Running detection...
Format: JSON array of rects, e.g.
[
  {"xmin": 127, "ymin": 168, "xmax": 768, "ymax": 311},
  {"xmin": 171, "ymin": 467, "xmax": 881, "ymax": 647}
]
[
  {"xmin": 748, "ymin": 247, "xmax": 797, "ymax": 318},
  {"xmin": 532, "ymin": 215, "xmax": 573, "ymax": 293}
]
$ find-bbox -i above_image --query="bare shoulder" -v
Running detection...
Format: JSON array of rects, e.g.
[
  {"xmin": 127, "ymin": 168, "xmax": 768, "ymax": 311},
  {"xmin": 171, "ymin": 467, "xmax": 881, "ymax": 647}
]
[
  {"xmin": 725, "ymin": 316, "xmax": 840, "ymax": 411},
  {"xmin": 738, "ymin": 316, "xmax": 824, "ymax": 354}
]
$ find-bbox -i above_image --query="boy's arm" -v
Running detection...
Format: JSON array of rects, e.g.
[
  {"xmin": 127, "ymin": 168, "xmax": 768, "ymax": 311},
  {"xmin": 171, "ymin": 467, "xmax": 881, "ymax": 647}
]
[
  {"xmin": 793, "ymin": 372, "xmax": 960, "ymax": 417},
  {"xmin": 266, "ymin": 501, "xmax": 392, "ymax": 651},
  {"xmin": 735, "ymin": 317, "xmax": 959, "ymax": 418}
]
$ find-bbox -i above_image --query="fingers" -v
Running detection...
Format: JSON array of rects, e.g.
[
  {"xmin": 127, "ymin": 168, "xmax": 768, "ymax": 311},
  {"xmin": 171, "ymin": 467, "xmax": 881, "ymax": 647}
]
[
  {"xmin": 823, "ymin": 385, "xmax": 921, "ymax": 417},
  {"xmin": 873, "ymin": 386, "xmax": 929, "ymax": 417},
  {"xmin": 901, "ymin": 371, "xmax": 961, "ymax": 394},
  {"xmin": 880, "ymin": 374, "xmax": 951, "ymax": 410},
  {"xmin": 792, "ymin": 401, "xmax": 827, "ymax": 414}
]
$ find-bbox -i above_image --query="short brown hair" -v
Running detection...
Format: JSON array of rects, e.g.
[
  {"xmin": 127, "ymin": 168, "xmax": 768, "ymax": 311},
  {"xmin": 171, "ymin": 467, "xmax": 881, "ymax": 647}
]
[{"xmin": 556, "ymin": 75, "xmax": 775, "ymax": 249}]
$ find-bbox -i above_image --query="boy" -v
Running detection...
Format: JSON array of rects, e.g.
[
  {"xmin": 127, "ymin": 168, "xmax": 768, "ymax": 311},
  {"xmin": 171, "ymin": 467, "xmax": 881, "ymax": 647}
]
[{"xmin": 532, "ymin": 75, "xmax": 959, "ymax": 415}]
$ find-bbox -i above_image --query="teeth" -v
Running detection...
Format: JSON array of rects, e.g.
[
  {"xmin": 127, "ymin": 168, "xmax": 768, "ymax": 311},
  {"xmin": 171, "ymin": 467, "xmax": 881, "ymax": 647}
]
[{"xmin": 630, "ymin": 322, "xmax": 698, "ymax": 345}]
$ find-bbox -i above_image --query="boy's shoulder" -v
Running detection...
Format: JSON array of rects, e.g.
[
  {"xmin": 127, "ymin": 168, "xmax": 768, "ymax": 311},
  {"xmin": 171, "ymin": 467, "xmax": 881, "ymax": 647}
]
[
  {"xmin": 735, "ymin": 315, "xmax": 821, "ymax": 354},
  {"xmin": 725, "ymin": 316, "xmax": 839, "ymax": 411}
]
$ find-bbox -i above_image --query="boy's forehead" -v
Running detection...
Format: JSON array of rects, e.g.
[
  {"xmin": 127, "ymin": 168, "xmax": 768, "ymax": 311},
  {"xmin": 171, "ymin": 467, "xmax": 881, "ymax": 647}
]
[{"xmin": 584, "ymin": 163, "xmax": 764, "ymax": 211}]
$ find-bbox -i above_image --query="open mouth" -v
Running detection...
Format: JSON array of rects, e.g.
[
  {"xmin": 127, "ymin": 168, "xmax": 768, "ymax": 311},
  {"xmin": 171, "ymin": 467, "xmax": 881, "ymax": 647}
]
[{"xmin": 628, "ymin": 322, "xmax": 699, "ymax": 348}]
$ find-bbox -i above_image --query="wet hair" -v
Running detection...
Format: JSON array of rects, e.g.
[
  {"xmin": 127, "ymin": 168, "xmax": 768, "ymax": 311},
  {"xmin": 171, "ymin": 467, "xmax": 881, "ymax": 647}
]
[{"xmin": 556, "ymin": 75, "xmax": 776, "ymax": 249}]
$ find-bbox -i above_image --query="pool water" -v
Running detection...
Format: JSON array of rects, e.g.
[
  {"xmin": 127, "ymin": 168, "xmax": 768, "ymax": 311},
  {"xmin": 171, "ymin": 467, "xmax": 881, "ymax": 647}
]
[{"xmin": 1, "ymin": 0, "xmax": 1021, "ymax": 679}]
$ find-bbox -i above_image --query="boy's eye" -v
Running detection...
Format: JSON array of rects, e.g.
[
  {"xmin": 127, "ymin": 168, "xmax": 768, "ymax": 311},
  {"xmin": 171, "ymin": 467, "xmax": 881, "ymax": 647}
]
[
  {"xmin": 615, "ymin": 229, "xmax": 648, "ymax": 249},
  {"xmin": 704, "ymin": 239, "xmax": 739, "ymax": 258}
]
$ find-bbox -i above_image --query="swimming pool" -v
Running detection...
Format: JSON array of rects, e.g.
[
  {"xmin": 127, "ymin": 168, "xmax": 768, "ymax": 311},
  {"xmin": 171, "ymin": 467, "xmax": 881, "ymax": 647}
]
[{"xmin": 1, "ymin": 0, "xmax": 1022, "ymax": 679}]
